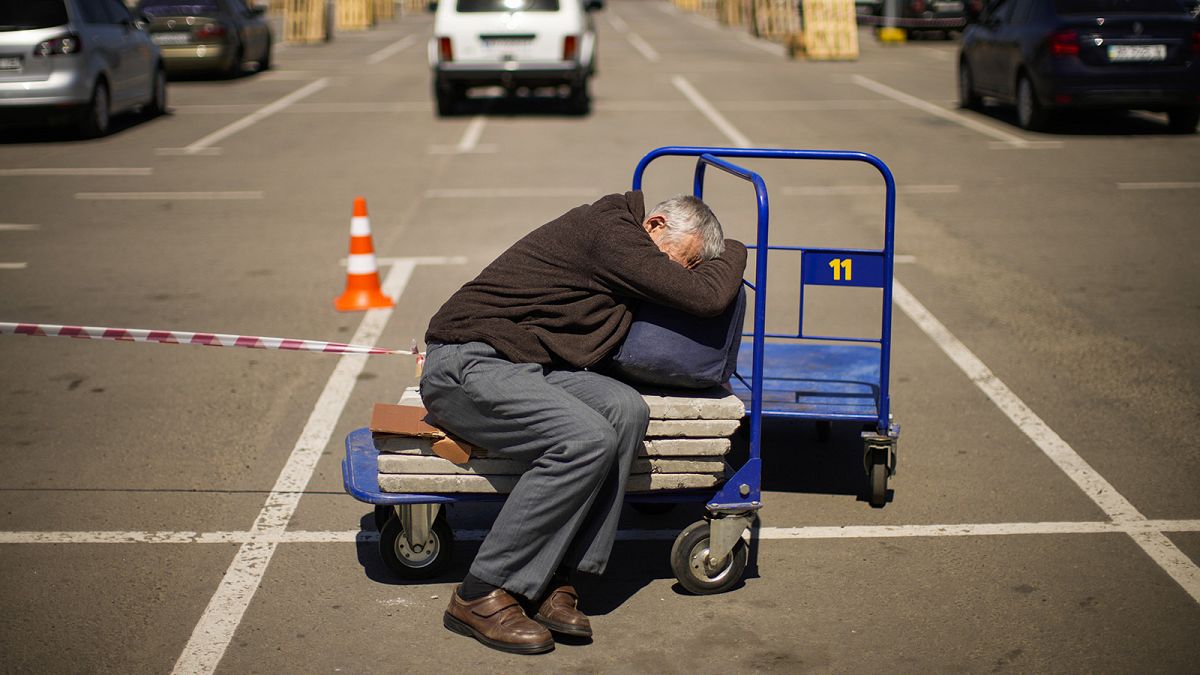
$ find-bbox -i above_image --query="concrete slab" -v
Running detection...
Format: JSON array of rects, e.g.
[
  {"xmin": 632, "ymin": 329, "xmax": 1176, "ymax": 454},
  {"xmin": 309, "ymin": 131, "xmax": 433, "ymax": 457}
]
[
  {"xmin": 396, "ymin": 385, "xmax": 745, "ymax": 420},
  {"xmin": 378, "ymin": 472, "xmax": 723, "ymax": 493},
  {"xmin": 378, "ymin": 454, "xmax": 725, "ymax": 475}
]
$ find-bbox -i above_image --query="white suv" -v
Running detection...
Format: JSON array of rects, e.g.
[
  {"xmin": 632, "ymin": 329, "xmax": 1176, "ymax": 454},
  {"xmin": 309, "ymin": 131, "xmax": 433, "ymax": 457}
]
[{"xmin": 429, "ymin": 0, "xmax": 600, "ymax": 116}]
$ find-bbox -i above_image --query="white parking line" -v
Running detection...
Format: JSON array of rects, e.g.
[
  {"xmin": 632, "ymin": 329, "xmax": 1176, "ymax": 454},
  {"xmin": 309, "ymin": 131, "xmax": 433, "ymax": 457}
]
[
  {"xmin": 783, "ymin": 184, "xmax": 959, "ymax": 196},
  {"xmin": 892, "ymin": 279, "xmax": 1200, "ymax": 604},
  {"xmin": 4, "ymin": 519, "xmax": 1199, "ymax": 545},
  {"xmin": 0, "ymin": 224, "xmax": 40, "ymax": 231},
  {"xmin": 424, "ymin": 187, "xmax": 599, "ymax": 198},
  {"xmin": 0, "ymin": 263, "xmax": 28, "ymax": 270},
  {"xmin": 672, "ymin": 76, "xmax": 752, "ymax": 147},
  {"xmin": 366, "ymin": 35, "xmax": 415, "ymax": 64},
  {"xmin": 607, "ymin": 12, "xmax": 629, "ymax": 32},
  {"xmin": 626, "ymin": 32, "xmax": 661, "ymax": 62},
  {"xmin": 457, "ymin": 116, "xmax": 487, "ymax": 153},
  {"xmin": 174, "ymin": 78, "xmax": 330, "ymax": 155},
  {"xmin": 1117, "ymin": 181, "xmax": 1200, "ymax": 190},
  {"xmin": 74, "ymin": 192, "xmax": 263, "ymax": 200},
  {"xmin": 172, "ymin": 259, "xmax": 419, "ymax": 675},
  {"xmin": 0, "ymin": 168, "xmax": 152, "ymax": 176},
  {"xmin": 851, "ymin": 75, "xmax": 1061, "ymax": 150}
]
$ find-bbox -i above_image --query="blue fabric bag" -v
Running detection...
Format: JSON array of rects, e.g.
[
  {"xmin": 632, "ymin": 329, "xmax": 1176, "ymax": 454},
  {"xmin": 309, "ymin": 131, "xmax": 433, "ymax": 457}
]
[{"xmin": 609, "ymin": 287, "xmax": 746, "ymax": 389}]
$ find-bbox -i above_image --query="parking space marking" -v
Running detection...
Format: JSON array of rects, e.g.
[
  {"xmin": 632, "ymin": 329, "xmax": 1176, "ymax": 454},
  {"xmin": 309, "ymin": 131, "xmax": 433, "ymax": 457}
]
[
  {"xmin": 366, "ymin": 35, "xmax": 416, "ymax": 64},
  {"xmin": 5, "ymin": 519, "xmax": 1199, "ymax": 545},
  {"xmin": 74, "ymin": 192, "xmax": 263, "ymax": 200},
  {"xmin": 172, "ymin": 259, "xmax": 421, "ymax": 675},
  {"xmin": 606, "ymin": 12, "xmax": 629, "ymax": 32},
  {"xmin": 175, "ymin": 78, "xmax": 330, "ymax": 155},
  {"xmin": 721, "ymin": 100, "xmax": 903, "ymax": 111},
  {"xmin": 851, "ymin": 75, "xmax": 1062, "ymax": 150},
  {"xmin": 783, "ymin": 184, "xmax": 959, "ymax": 196},
  {"xmin": 457, "ymin": 116, "xmax": 487, "ymax": 153},
  {"xmin": 0, "ymin": 168, "xmax": 152, "ymax": 176},
  {"xmin": 0, "ymin": 223, "xmax": 40, "ymax": 231},
  {"xmin": 673, "ymin": 76, "xmax": 753, "ymax": 147},
  {"xmin": 424, "ymin": 187, "xmax": 599, "ymax": 198},
  {"xmin": 1117, "ymin": 181, "xmax": 1200, "ymax": 190},
  {"xmin": 0, "ymin": 263, "xmax": 28, "ymax": 270},
  {"xmin": 892, "ymin": 280, "xmax": 1200, "ymax": 604},
  {"xmin": 626, "ymin": 32, "xmax": 661, "ymax": 62}
]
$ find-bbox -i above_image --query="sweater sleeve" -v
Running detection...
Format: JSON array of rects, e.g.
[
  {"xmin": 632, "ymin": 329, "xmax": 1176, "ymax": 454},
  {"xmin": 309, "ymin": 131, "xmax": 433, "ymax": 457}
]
[{"xmin": 592, "ymin": 220, "xmax": 748, "ymax": 317}]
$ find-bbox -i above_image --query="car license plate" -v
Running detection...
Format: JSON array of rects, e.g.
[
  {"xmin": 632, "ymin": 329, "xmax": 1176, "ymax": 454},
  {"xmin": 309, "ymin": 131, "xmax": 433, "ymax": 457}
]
[
  {"xmin": 934, "ymin": 1, "xmax": 963, "ymax": 11},
  {"xmin": 0, "ymin": 56, "xmax": 21, "ymax": 70},
  {"xmin": 152, "ymin": 32, "xmax": 190, "ymax": 45},
  {"xmin": 1107, "ymin": 44, "xmax": 1166, "ymax": 62}
]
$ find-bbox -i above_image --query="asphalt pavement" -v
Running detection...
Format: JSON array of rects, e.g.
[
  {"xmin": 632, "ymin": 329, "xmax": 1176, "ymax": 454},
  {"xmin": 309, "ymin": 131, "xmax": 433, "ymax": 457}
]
[{"xmin": 1, "ymin": 2, "xmax": 1198, "ymax": 672}]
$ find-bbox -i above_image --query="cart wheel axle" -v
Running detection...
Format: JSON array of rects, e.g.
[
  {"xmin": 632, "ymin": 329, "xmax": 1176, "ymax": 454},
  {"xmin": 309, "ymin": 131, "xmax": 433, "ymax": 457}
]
[{"xmin": 670, "ymin": 520, "xmax": 748, "ymax": 595}]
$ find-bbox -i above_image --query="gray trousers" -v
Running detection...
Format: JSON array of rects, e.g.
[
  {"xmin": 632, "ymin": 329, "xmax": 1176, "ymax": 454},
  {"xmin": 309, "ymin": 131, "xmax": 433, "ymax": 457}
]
[{"xmin": 419, "ymin": 341, "xmax": 650, "ymax": 600}]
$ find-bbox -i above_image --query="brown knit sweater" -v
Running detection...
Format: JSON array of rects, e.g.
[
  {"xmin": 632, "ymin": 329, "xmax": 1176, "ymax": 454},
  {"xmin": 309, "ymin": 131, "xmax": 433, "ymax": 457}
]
[{"xmin": 425, "ymin": 191, "xmax": 748, "ymax": 368}]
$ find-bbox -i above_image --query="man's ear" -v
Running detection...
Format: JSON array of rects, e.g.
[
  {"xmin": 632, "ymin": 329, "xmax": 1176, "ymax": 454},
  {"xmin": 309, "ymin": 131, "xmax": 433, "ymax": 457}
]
[{"xmin": 643, "ymin": 214, "xmax": 667, "ymax": 233}]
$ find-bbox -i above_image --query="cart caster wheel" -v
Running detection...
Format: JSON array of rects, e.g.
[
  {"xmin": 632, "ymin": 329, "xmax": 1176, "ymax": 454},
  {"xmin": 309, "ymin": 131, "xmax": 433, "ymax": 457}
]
[
  {"xmin": 631, "ymin": 502, "xmax": 676, "ymax": 516},
  {"xmin": 670, "ymin": 520, "xmax": 748, "ymax": 595},
  {"xmin": 373, "ymin": 504, "xmax": 393, "ymax": 532},
  {"xmin": 869, "ymin": 461, "xmax": 888, "ymax": 508},
  {"xmin": 379, "ymin": 513, "xmax": 453, "ymax": 580}
]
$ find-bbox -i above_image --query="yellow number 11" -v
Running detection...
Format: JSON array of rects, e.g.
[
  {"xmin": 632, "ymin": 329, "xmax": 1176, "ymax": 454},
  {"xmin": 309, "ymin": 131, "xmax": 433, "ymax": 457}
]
[{"xmin": 828, "ymin": 258, "xmax": 852, "ymax": 281}]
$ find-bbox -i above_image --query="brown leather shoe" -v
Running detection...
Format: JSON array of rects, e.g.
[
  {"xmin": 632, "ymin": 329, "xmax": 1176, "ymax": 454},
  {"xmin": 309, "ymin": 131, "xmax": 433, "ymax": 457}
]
[
  {"xmin": 444, "ymin": 587, "xmax": 555, "ymax": 654},
  {"xmin": 533, "ymin": 584, "xmax": 592, "ymax": 638}
]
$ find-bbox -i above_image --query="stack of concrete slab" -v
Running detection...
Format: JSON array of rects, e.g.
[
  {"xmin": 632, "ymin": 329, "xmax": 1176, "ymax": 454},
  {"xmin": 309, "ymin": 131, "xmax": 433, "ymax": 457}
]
[{"xmin": 376, "ymin": 386, "xmax": 744, "ymax": 494}]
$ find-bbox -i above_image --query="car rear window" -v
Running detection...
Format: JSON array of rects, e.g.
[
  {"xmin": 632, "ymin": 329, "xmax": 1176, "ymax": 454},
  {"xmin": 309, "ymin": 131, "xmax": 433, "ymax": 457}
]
[
  {"xmin": 137, "ymin": 0, "xmax": 222, "ymax": 16},
  {"xmin": 1055, "ymin": 0, "xmax": 1189, "ymax": 13},
  {"xmin": 456, "ymin": 0, "xmax": 560, "ymax": 12},
  {"xmin": 0, "ymin": 0, "xmax": 69, "ymax": 30}
]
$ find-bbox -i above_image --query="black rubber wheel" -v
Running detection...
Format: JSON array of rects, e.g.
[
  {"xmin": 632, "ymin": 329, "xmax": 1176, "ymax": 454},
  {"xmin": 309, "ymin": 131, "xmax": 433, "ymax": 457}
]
[
  {"xmin": 670, "ymin": 520, "xmax": 748, "ymax": 595},
  {"xmin": 631, "ymin": 502, "xmax": 676, "ymax": 516},
  {"xmin": 259, "ymin": 37, "xmax": 272, "ymax": 71},
  {"xmin": 567, "ymin": 77, "xmax": 590, "ymax": 116},
  {"xmin": 146, "ymin": 66, "xmax": 167, "ymax": 117},
  {"xmin": 958, "ymin": 60, "xmax": 981, "ymax": 110},
  {"xmin": 226, "ymin": 44, "xmax": 244, "ymax": 78},
  {"xmin": 78, "ymin": 80, "xmax": 110, "ymax": 138},
  {"xmin": 868, "ymin": 460, "xmax": 888, "ymax": 507},
  {"xmin": 1167, "ymin": 107, "xmax": 1198, "ymax": 134},
  {"xmin": 373, "ymin": 504, "xmax": 393, "ymax": 532},
  {"xmin": 379, "ymin": 512, "xmax": 453, "ymax": 580},
  {"xmin": 434, "ymin": 80, "xmax": 457, "ymax": 117},
  {"xmin": 1016, "ymin": 74, "xmax": 1049, "ymax": 131}
]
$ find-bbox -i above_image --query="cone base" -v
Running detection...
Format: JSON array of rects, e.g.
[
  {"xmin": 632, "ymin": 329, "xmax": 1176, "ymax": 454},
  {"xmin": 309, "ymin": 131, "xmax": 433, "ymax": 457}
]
[{"xmin": 334, "ymin": 288, "xmax": 394, "ymax": 312}]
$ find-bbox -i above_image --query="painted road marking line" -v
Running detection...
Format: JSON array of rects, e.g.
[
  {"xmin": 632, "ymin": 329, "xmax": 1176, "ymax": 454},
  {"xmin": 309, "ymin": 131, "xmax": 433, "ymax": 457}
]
[
  {"xmin": 892, "ymin": 279, "xmax": 1200, "ymax": 604},
  {"xmin": 0, "ymin": 263, "xmax": 28, "ymax": 270},
  {"xmin": 4, "ymin": 519, "xmax": 1200, "ymax": 544},
  {"xmin": 607, "ymin": 12, "xmax": 629, "ymax": 32},
  {"xmin": 0, "ymin": 168, "xmax": 152, "ymax": 176},
  {"xmin": 366, "ymin": 34, "xmax": 415, "ymax": 64},
  {"xmin": 1117, "ymin": 181, "xmax": 1200, "ymax": 190},
  {"xmin": 626, "ymin": 32, "xmax": 660, "ymax": 62},
  {"xmin": 427, "ymin": 144, "xmax": 497, "ymax": 154},
  {"xmin": 894, "ymin": 255, "xmax": 917, "ymax": 264},
  {"xmin": 75, "ymin": 192, "xmax": 263, "ymax": 200},
  {"xmin": 424, "ymin": 187, "xmax": 599, "ymax": 198},
  {"xmin": 347, "ymin": 255, "xmax": 470, "ymax": 266},
  {"xmin": 783, "ymin": 184, "xmax": 959, "ymax": 196},
  {"xmin": 0, "ymin": 224, "xmax": 40, "ymax": 231},
  {"xmin": 457, "ymin": 116, "xmax": 487, "ymax": 153},
  {"xmin": 156, "ymin": 148, "xmax": 223, "ymax": 156},
  {"xmin": 170, "ymin": 102, "xmax": 431, "ymax": 114},
  {"xmin": 673, "ymin": 75, "xmax": 752, "ymax": 147},
  {"xmin": 176, "ymin": 78, "xmax": 330, "ymax": 155},
  {"xmin": 721, "ymin": 100, "xmax": 903, "ymax": 111},
  {"xmin": 852, "ymin": 75, "xmax": 1062, "ymax": 150},
  {"xmin": 171, "ymin": 259, "xmax": 420, "ymax": 675},
  {"xmin": 739, "ymin": 33, "xmax": 788, "ymax": 56}
]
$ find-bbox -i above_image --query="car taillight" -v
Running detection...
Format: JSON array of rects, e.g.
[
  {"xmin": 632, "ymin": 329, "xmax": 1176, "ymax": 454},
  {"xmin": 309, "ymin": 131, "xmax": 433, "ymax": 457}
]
[
  {"xmin": 563, "ymin": 35, "xmax": 578, "ymax": 60},
  {"xmin": 1049, "ymin": 29, "xmax": 1079, "ymax": 57},
  {"xmin": 909, "ymin": 0, "xmax": 925, "ymax": 12},
  {"xmin": 1192, "ymin": 30, "xmax": 1200, "ymax": 55},
  {"xmin": 439, "ymin": 37, "xmax": 453, "ymax": 61},
  {"xmin": 32, "ymin": 34, "xmax": 82, "ymax": 56},
  {"xmin": 194, "ymin": 23, "xmax": 227, "ymax": 39}
]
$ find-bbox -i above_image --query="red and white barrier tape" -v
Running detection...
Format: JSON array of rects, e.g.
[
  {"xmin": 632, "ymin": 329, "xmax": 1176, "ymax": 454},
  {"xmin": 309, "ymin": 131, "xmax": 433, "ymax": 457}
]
[{"xmin": 0, "ymin": 322, "xmax": 423, "ymax": 358}]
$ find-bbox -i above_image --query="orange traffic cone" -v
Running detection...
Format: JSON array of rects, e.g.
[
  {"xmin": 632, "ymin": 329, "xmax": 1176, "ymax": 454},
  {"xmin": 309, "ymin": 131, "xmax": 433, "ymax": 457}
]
[{"xmin": 334, "ymin": 197, "xmax": 394, "ymax": 312}]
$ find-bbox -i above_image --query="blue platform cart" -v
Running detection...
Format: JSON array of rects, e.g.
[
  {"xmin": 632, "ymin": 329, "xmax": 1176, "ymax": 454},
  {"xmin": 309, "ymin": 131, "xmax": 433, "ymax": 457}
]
[{"xmin": 343, "ymin": 146, "xmax": 900, "ymax": 594}]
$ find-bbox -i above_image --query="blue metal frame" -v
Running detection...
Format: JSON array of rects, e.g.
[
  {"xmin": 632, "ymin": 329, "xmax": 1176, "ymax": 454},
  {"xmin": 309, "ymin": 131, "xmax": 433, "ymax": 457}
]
[
  {"xmin": 344, "ymin": 145, "xmax": 898, "ymax": 518},
  {"xmin": 633, "ymin": 146, "xmax": 898, "ymax": 511}
]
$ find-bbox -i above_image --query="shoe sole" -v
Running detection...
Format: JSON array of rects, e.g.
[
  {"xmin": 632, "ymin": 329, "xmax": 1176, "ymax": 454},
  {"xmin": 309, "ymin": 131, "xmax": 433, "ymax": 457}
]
[
  {"xmin": 443, "ymin": 612, "xmax": 555, "ymax": 655},
  {"xmin": 533, "ymin": 613, "xmax": 593, "ymax": 638}
]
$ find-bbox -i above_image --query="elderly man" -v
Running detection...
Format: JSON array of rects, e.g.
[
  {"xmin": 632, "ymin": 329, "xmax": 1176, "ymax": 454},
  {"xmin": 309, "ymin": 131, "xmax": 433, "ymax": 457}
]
[{"xmin": 419, "ymin": 191, "xmax": 747, "ymax": 654}]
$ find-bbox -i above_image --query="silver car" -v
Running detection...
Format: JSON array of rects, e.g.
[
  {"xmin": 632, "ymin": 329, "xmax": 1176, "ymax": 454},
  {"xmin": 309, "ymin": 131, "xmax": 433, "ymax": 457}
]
[{"xmin": 0, "ymin": 0, "xmax": 166, "ymax": 137}]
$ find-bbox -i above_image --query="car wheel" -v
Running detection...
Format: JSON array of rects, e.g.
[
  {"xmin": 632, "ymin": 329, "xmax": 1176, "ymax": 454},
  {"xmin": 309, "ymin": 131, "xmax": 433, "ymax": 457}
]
[
  {"xmin": 1166, "ymin": 107, "xmax": 1198, "ymax": 134},
  {"xmin": 1016, "ymin": 74, "xmax": 1049, "ymax": 131},
  {"xmin": 567, "ymin": 77, "xmax": 590, "ymax": 116},
  {"xmin": 259, "ymin": 37, "xmax": 272, "ymax": 71},
  {"xmin": 434, "ymin": 80, "xmax": 457, "ymax": 117},
  {"xmin": 78, "ymin": 80, "xmax": 110, "ymax": 138},
  {"xmin": 958, "ymin": 60, "xmax": 981, "ymax": 110},
  {"xmin": 226, "ymin": 43, "xmax": 244, "ymax": 78},
  {"xmin": 146, "ymin": 66, "xmax": 167, "ymax": 117}
]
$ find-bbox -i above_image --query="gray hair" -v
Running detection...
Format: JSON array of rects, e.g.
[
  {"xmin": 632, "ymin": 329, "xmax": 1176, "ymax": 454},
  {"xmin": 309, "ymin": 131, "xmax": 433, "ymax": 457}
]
[{"xmin": 646, "ymin": 194, "xmax": 725, "ymax": 261}]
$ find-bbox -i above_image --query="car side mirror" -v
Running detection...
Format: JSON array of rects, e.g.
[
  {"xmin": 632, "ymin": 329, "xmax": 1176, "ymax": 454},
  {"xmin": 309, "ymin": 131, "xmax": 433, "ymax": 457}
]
[
  {"xmin": 250, "ymin": 5, "xmax": 267, "ymax": 16},
  {"xmin": 585, "ymin": 0, "xmax": 603, "ymax": 9}
]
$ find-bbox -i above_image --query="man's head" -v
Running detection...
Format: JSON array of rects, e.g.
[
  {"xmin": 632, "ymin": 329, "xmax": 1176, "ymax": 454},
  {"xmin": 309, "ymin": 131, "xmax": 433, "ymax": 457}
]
[{"xmin": 642, "ymin": 195, "xmax": 725, "ymax": 269}]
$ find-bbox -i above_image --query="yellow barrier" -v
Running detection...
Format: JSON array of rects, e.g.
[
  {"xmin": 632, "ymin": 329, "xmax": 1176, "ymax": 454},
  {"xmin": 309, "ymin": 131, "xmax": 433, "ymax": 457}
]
[
  {"xmin": 800, "ymin": 0, "xmax": 859, "ymax": 59},
  {"xmin": 284, "ymin": 0, "xmax": 328, "ymax": 43},
  {"xmin": 337, "ymin": 0, "xmax": 374, "ymax": 30}
]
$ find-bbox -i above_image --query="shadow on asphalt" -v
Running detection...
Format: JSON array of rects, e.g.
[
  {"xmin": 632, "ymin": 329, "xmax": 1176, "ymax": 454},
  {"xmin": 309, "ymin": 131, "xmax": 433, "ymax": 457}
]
[
  {"xmin": 0, "ymin": 109, "xmax": 171, "ymax": 145},
  {"xmin": 441, "ymin": 92, "xmax": 590, "ymax": 118},
  {"xmin": 967, "ymin": 104, "xmax": 1186, "ymax": 136}
]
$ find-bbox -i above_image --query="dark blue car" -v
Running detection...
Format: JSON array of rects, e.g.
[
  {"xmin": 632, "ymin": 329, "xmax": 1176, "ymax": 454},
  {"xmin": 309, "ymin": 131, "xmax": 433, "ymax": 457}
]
[{"xmin": 958, "ymin": 0, "xmax": 1200, "ymax": 132}]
